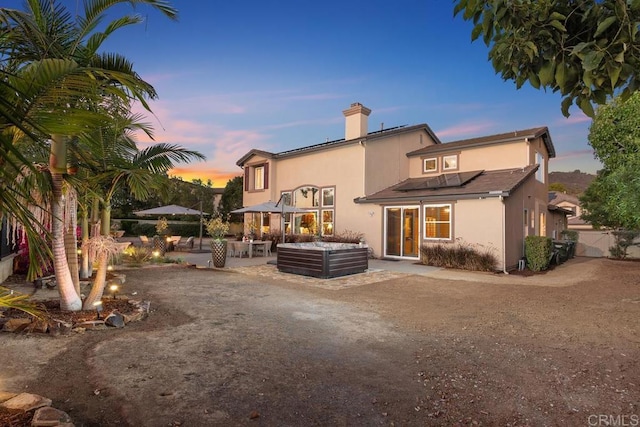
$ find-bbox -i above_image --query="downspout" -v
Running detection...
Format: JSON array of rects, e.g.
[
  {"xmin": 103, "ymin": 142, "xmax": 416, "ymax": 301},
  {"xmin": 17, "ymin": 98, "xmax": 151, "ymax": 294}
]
[{"xmin": 500, "ymin": 195, "xmax": 509, "ymax": 274}]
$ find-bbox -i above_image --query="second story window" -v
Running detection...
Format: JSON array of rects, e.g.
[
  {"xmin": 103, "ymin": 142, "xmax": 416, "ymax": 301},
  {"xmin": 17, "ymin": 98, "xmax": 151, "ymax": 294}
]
[
  {"xmin": 423, "ymin": 158, "xmax": 437, "ymax": 173},
  {"xmin": 535, "ymin": 152, "xmax": 545, "ymax": 183},
  {"xmin": 254, "ymin": 166, "xmax": 264, "ymax": 190},
  {"xmin": 442, "ymin": 154, "xmax": 458, "ymax": 171},
  {"xmin": 244, "ymin": 162, "xmax": 269, "ymax": 191}
]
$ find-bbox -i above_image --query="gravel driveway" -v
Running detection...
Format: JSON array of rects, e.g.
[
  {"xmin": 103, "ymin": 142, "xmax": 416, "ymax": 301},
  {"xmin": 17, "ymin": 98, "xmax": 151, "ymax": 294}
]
[{"xmin": 2, "ymin": 257, "xmax": 639, "ymax": 426}]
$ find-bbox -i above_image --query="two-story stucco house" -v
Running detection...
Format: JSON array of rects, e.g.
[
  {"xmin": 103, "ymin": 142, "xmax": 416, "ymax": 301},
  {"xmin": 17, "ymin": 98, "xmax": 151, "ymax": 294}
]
[{"xmin": 236, "ymin": 103, "xmax": 567, "ymax": 271}]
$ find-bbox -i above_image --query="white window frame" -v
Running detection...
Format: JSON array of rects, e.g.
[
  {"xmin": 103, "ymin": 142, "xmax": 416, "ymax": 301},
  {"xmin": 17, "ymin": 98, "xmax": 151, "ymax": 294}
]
[
  {"xmin": 254, "ymin": 165, "xmax": 264, "ymax": 190},
  {"xmin": 442, "ymin": 155, "xmax": 458, "ymax": 171},
  {"xmin": 423, "ymin": 203, "xmax": 452, "ymax": 240},
  {"xmin": 321, "ymin": 209, "xmax": 334, "ymax": 236},
  {"xmin": 423, "ymin": 157, "xmax": 437, "ymax": 173},
  {"xmin": 321, "ymin": 187, "xmax": 335, "ymax": 207},
  {"xmin": 536, "ymin": 152, "xmax": 545, "ymax": 183}
]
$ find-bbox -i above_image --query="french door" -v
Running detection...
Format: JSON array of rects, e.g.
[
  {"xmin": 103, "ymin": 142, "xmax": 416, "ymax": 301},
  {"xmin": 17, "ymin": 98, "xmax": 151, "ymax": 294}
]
[{"xmin": 384, "ymin": 206, "xmax": 420, "ymax": 258}]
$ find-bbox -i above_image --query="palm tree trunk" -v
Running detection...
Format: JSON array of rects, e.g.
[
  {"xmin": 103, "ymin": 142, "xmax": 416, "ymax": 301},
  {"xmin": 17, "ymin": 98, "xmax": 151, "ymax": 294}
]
[
  {"xmin": 50, "ymin": 134, "xmax": 82, "ymax": 311},
  {"xmin": 80, "ymin": 210, "xmax": 90, "ymax": 279},
  {"xmin": 83, "ymin": 203, "xmax": 113, "ymax": 309},
  {"xmin": 82, "ymin": 251, "xmax": 108, "ymax": 310},
  {"xmin": 64, "ymin": 221, "xmax": 80, "ymax": 295},
  {"xmin": 51, "ymin": 173, "xmax": 82, "ymax": 311}
]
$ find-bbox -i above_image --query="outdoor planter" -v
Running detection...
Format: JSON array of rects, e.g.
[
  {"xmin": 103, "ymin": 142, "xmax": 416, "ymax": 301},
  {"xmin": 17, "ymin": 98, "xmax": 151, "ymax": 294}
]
[
  {"xmin": 210, "ymin": 240, "xmax": 228, "ymax": 268},
  {"xmin": 277, "ymin": 242, "xmax": 368, "ymax": 279}
]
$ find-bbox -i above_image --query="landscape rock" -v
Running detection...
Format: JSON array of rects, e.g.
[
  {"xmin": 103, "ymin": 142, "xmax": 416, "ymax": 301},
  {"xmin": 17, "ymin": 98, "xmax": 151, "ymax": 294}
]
[
  {"xmin": 0, "ymin": 392, "xmax": 51, "ymax": 412},
  {"xmin": 32, "ymin": 406, "xmax": 73, "ymax": 426},
  {"xmin": 0, "ymin": 391, "xmax": 17, "ymax": 403},
  {"xmin": 2, "ymin": 318, "xmax": 32, "ymax": 332},
  {"xmin": 75, "ymin": 320, "xmax": 106, "ymax": 330},
  {"xmin": 104, "ymin": 311, "xmax": 125, "ymax": 328}
]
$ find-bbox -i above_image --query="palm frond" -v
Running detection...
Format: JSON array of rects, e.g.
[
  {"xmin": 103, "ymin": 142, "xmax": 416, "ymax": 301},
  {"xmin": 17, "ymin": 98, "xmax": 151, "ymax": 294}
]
[{"xmin": 0, "ymin": 286, "xmax": 43, "ymax": 319}]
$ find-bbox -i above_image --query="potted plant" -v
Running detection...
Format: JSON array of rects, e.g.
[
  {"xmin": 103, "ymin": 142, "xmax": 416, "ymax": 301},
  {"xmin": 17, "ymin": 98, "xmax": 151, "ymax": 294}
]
[
  {"xmin": 206, "ymin": 216, "xmax": 230, "ymax": 268},
  {"xmin": 153, "ymin": 217, "xmax": 169, "ymax": 255}
]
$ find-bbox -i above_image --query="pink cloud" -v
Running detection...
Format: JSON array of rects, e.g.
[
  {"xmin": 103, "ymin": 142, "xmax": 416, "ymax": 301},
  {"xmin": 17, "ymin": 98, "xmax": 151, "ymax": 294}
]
[
  {"xmin": 556, "ymin": 112, "xmax": 592, "ymax": 125},
  {"xmin": 554, "ymin": 149, "xmax": 595, "ymax": 160},
  {"xmin": 436, "ymin": 122, "xmax": 496, "ymax": 139}
]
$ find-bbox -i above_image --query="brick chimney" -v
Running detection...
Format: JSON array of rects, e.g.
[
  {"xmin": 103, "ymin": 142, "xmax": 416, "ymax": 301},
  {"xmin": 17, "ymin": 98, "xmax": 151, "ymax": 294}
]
[{"xmin": 342, "ymin": 102, "xmax": 371, "ymax": 140}]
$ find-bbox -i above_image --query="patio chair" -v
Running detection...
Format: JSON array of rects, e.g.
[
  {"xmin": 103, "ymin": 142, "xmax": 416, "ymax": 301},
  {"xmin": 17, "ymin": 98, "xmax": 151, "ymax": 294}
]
[
  {"xmin": 255, "ymin": 240, "xmax": 272, "ymax": 257},
  {"xmin": 234, "ymin": 242, "xmax": 249, "ymax": 258},
  {"xmin": 175, "ymin": 236, "xmax": 194, "ymax": 251},
  {"xmin": 138, "ymin": 236, "xmax": 152, "ymax": 247}
]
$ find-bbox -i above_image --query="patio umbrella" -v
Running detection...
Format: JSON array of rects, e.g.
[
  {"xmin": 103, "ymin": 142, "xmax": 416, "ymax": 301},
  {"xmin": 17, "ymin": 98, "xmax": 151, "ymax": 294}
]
[
  {"xmin": 231, "ymin": 200, "xmax": 309, "ymax": 243},
  {"xmin": 133, "ymin": 204, "xmax": 209, "ymax": 251},
  {"xmin": 133, "ymin": 204, "xmax": 209, "ymax": 216},
  {"xmin": 230, "ymin": 201, "xmax": 306, "ymax": 214}
]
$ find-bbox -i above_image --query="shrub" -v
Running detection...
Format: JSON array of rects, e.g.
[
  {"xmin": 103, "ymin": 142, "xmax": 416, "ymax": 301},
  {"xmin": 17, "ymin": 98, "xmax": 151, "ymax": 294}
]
[
  {"xmin": 119, "ymin": 220, "xmax": 139, "ymax": 236},
  {"xmin": 321, "ymin": 229, "xmax": 363, "ymax": 244},
  {"xmin": 123, "ymin": 246, "xmax": 152, "ymax": 266},
  {"xmin": 420, "ymin": 240, "xmax": 497, "ymax": 272},
  {"xmin": 131, "ymin": 223, "xmax": 156, "ymax": 236},
  {"xmin": 560, "ymin": 229, "xmax": 578, "ymax": 242},
  {"xmin": 525, "ymin": 236, "xmax": 552, "ymax": 271},
  {"xmin": 609, "ymin": 229, "xmax": 639, "ymax": 259}
]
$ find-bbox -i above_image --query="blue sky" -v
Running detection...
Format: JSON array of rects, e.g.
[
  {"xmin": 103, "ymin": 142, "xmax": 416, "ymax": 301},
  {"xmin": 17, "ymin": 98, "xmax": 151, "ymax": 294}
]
[{"xmin": 9, "ymin": 0, "xmax": 601, "ymax": 185}]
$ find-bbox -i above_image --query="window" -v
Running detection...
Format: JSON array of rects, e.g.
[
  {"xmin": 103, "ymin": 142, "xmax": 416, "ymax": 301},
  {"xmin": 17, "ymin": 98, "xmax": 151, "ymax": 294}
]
[
  {"xmin": 322, "ymin": 187, "xmax": 334, "ymax": 207},
  {"xmin": 294, "ymin": 212, "xmax": 318, "ymax": 234},
  {"xmin": 254, "ymin": 166, "xmax": 264, "ymax": 190},
  {"xmin": 536, "ymin": 152, "xmax": 545, "ymax": 183},
  {"xmin": 294, "ymin": 186, "xmax": 319, "ymax": 208},
  {"xmin": 442, "ymin": 155, "xmax": 458, "ymax": 171},
  {"xmin": 321, "ymin": 210, "xmax": 334, "ymax": 236},
  {"xmin": 244, "ymin": 163, "xmax": 269, "ymax": 191},
  {"xmin": 423, "ymin": 158, "xmax": 437, "ymax": 173},
  {"xmin": 424, "ymin": 204, "xmax": 451, "ymax": 239},
  {"xmin": 539, "ymin": 212, "xmax": 546, "ymax": 236}
]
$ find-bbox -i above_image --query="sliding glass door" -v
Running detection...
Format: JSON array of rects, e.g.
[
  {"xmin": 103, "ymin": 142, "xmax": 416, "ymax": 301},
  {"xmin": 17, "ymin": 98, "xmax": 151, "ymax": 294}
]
[{"xmin": 385, "ymin": 206, "xmax": 419, "ymax": 258}]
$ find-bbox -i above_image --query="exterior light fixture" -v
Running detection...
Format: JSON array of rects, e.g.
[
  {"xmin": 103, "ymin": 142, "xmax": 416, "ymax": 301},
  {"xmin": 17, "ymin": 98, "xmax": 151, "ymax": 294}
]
[
  {"xmin": 93, "ymin": 300, "xmax": 103, "ymax": 320},
  {"xmin": 152, "ymin": 250, "xmax": 160, "ymax": 258},
  {"xmin": 109, "ymin": 284, "xmax": 119, "ymax": 299}
]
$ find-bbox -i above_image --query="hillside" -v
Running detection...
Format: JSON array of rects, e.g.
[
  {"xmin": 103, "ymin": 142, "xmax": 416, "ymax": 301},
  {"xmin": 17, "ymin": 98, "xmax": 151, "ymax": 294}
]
[{"xmin": 549, "ymin": 170, "xmax": 596, "ymax": 195}]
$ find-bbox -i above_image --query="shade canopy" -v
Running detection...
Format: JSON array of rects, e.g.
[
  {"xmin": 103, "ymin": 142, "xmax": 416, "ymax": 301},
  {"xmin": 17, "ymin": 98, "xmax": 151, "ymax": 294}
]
[
  {"xmin": 231, "ymin": 201, "xmax": 308, "ymax": 214},
  {"xmin": 133, "ymin": 204, "xmax": 208, "ymax": 216}
]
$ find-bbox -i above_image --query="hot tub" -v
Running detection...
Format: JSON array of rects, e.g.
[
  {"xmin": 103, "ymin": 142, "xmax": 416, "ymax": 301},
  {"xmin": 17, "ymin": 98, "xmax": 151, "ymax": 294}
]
[{"xmin": 277, "ymin": 242, "xmax": 369, "ymax": 279}]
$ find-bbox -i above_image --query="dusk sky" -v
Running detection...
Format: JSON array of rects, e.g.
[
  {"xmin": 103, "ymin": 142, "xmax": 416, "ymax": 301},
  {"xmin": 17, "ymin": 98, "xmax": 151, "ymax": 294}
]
[{"xmin": 10, "ymin": 0, "xmax": 601, "ymax": 186}]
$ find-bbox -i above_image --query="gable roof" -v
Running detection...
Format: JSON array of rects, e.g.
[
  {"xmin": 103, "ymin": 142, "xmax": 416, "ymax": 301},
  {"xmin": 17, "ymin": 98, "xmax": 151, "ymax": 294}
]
[
  {"xmin": 355, "ymin": 165, "xmax": 538, "ymax": 204},
  {"xmin": 407, "ymin": 126, "xmax": 555, "ymax": 158},
  {"xmin": 548, "ymin": 191, "xmax": 580, "ymax": 205},
  {"xmin": 236, "ymin": 123, "xmax": 442, "ymax": 167}
]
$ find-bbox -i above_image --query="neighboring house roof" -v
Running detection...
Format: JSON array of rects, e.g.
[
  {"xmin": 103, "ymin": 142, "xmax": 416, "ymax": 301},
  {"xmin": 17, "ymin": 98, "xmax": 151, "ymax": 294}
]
[
  {"xmin": 356, "ymin": 165, "xmax": 538, "ymax": 204},
  {"xmin": 548, "ymin": 204, "xmax": 575, "ymax": 216},
  {"xmin": 236, "ymin": 123, "xmax": 442, "ymax": 167},
  {"xmin": 407, "ymin": 126, "xmax": 555, "ymax": 158},
  {"xmin": 548, "ymin": 191, "xmax": 579, "ymax": 205}
]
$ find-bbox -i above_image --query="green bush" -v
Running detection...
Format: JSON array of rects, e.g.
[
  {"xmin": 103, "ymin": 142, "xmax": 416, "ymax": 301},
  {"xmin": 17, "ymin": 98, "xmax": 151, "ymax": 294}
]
[
  {"xmin": 119, "ymin": 220, "xmax": 138, "ymax": 236},
  {"xmin": 420, "ymin": 241, "xmax": 497, "ymax": 272},
  {"xmin": 609, "ymin": 229, "xmax": 639, "ymax": 259},
  {"xmin": 131, "ymin": 223, "xmax": 156, "ymax": 236},
  {"xmin": 525, "ymin": 236, "xmax": 552, "ymax": 271},
  {"xmin": 560, "ymin": 229, "xmax": 578, "ymax": 242}
]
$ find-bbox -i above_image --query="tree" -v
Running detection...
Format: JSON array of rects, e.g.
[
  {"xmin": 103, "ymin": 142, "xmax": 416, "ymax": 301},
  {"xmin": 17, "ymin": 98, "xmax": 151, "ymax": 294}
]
[
  {"xmin": 1, "ymin": 0, "xmax": 178, "ymax": 311},
  {"xmin": 219, "ymin": 176, "xmax": 243, "ymax": 218},
  {"xmin": 454, "ymin": 0, "xmax": 640, "ymax": 117},
  {"xmin": 580, "ymin": 92, "xmax": 640, "ymax": 230},
  {"xmin": 548, "ymin": 182, "xmax": 567, "ymax": 193}
]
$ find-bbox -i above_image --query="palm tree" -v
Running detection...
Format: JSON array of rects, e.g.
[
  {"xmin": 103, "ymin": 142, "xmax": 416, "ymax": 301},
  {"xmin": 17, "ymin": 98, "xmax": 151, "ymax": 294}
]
[
  {"xmin": 75, "ymin": 110, "xmax": 204, "ymax": 308},
  {"xmin": 1, "ymin": 0, "xmax": 179, "ymax": 311}
]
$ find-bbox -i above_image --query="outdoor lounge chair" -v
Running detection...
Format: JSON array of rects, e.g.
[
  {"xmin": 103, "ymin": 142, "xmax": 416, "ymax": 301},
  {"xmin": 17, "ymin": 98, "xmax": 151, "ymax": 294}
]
[
  {"xmin": 138, "ymin": 236, "xmax": 152, "ymax": 247},
  {"xmin": 255, "ymin": 240, "xmax": 272, "ymax": 257},
  {"xmin": 175, "ymin": 236, "xmax": 194, "ymax": 251}
]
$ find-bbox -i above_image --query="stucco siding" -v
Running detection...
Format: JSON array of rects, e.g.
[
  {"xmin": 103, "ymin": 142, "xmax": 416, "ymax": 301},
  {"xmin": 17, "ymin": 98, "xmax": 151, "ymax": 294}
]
[
  {"xmin": 453, "ymin": 198, "xmax": 505, "ymax": 269},
  {"xmin": 365, "ymin": 130, "xmax": 434, "ymax": 194}
]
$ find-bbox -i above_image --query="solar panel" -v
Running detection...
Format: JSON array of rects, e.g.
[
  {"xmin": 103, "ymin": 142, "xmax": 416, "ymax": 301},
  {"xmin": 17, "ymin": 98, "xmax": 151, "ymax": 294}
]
[{"xmin": 395, "ymin": 170, "xmax": 483, "ymax": 191}]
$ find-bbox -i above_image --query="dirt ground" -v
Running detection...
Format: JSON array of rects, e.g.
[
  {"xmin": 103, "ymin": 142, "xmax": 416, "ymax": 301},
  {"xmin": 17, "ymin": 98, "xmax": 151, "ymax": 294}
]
[{"xmin": 2, "ymin": 257, "xmax": 639, "ymax": 426}]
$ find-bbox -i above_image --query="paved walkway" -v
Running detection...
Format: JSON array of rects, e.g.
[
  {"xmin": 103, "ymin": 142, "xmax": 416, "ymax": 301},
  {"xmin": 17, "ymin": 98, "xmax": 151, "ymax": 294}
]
[{"xmin": 166, "ymin": 249, "xmax": 441, "ymax": 276}]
